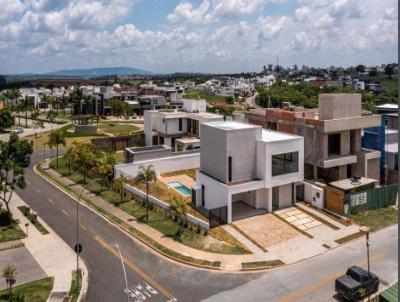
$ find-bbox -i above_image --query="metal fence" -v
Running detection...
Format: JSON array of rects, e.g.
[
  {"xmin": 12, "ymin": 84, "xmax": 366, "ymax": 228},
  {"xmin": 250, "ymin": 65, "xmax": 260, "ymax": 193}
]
[{"xmin": 346, "ymin": 184, "xmax": 398, "ymax": 214}]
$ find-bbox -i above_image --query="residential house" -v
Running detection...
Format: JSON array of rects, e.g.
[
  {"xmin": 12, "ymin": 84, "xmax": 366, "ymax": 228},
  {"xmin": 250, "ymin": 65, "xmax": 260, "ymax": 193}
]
[
  {"xmin": 192, "ymin": 121, "xmax": 304, "ymax": 224},
  {"xmin": 144, "ymin": 98, "xmax": 223, "ymax": 148},
  {"xmin": 245, "ymin": 93, "xmax": 381, "ymax": 183}
]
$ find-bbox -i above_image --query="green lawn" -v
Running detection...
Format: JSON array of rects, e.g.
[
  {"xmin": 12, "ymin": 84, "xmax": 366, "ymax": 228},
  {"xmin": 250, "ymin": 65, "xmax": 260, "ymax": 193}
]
[
  {"xmin": 0, "ymin": 277, "xmax": 54, "ymax": 302},
  {"xmin": 0, "ymin": 224, "xmax": 26, "ymax": 243},
  {"xmin": 68, "ymin": 270, "xmax": 82, "ymax": 302},
  {"xmin": 17, "ymin": 206, "xmax": 49, "ymax": 235},
  {"xmin": 98, "ymin": 123, "xmax": 141, "ymax": 136},
  {"xmin": 350, "ymin": 206, "xmax": 398, "ymax": 232},
  {"xmin": 242, "ymin": 260, "xmax": 284, "ymax": 270}
]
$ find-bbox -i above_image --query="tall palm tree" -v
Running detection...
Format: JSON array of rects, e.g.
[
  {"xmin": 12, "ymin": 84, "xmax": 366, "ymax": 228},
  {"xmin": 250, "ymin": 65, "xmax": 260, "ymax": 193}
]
[
  {"xmin": 171, "ymin": 196, "xmax": 187, "ymax": 238},
  {"xmin": 114, "ymin": 174, "xmax": 128, "ymax": 205},
  {"xmin": 63, "ymin": 145, "xmax": 76, "ymax": 175},
  {"xmin": 48, "ymin": 130, "xmax": 66, "ymax": 168},
  {"xmin": 94, "ymin": 151, "xmax": 115, "ymax": 192},
  {"xmin": 2, "ymin": 264, "xmax": 17, "ymax": 297},
  {"xmin": 78, "ymin": 144, "xmax": 95, "ymax": 184},
  {"xmin": 136, "ymin": 164, "xmax": 156, "ymax": 221},
  {"xmin": 20, "ymin": 97, "xmax": 33, "ymax": 128}
]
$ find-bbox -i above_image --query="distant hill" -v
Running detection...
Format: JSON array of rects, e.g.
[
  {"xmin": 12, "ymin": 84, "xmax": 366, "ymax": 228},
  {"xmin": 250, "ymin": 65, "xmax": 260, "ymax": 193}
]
[
  {"xmin": 4, "ymin": 66, "xmax": 153, "ymax": 80},
  {"xmin": 47, "ymin": 66, "xmax": 153, "ymax": 77}
]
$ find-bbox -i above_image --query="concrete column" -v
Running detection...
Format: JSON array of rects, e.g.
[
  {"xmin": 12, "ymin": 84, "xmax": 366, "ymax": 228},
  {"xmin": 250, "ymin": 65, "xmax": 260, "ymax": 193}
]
[
  {"xmin": 227, "ymin": 194, "xmax": 232, "ymax": 224},
  {"xmin": 267, "ymin": 188, "xmax": 272, "ymax": 212}
]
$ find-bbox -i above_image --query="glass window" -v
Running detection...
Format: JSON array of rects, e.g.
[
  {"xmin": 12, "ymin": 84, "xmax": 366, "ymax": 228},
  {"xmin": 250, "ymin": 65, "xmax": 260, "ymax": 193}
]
[{"xmin": 272, "ymin": 152, "xmax": 299, "ymax": 176}]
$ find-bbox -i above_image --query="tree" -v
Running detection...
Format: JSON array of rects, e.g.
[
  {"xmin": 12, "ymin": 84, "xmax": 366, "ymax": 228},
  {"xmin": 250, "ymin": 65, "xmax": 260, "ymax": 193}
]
[
  {"xmin": 20, "ymin": 97, "xmax": 33, "ymax": 128},
  {"xmin": 171, "ymin": 196, "xmax": 187, "ymax": 238},
  {"xmin": 48, "ymin": 130, "xmax": 66, "ymax": 169},
  {"xmin": 368, "ymin": 67, "xmax": 378, "ymax": 77},
  {"xmin": 63, "ymin": 145, "xmax": 77, "ymax": 175},
  {"xmin": 136, "ymin": 164, "xmax": 156, "ymax": 220},
  {"xmin": 0, "ymin": 110, "xmax": 13, "ymax": 130},
  {"xmin": 355, "ymin": 64, "xmax": 365, "ymax": 74},
  {"xmin": 2, "ymin": 264, "xmax": 17, "ymax": 297},
  {"xmin": 75, "ymin": 143, "xmax": 95, "ymax": 184},
  {"xmin": 113, "ymin": 174, "xmax": 128, "ymax": 205},
  {"xmin": 225, "ymin": 96, "xmax": 234, "ymax": 105},
  {"xmin": 0, "ymin": 133, "xmax": 33, "ymax": 215},
  {"xmin": 94, "ymin": 152, "xmax": 115, "ymax": 192},
  {"xmin": 46, "ymin": 110, "xmax": 57, "ymax": 131},
  {"xmin": 384, "ymin": 64, "xmax": 394, "ymax": 79}
]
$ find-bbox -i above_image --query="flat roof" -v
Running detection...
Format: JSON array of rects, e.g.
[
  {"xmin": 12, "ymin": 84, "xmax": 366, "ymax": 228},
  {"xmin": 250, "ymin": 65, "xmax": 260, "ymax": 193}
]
[
  {"xmin": 329, "ymin": 177, "xmax": 377, "ymax": 191},
  {"xmin": 176, "ymin": 137, "xmax": 201, "ymax": 144},
  {"xmin": 260, "ymin": 129, "xmax": 302, "ymax": 142},
  {"xmin": 204, "ymin": 121, "xmax": 259, "ymax": 130}
]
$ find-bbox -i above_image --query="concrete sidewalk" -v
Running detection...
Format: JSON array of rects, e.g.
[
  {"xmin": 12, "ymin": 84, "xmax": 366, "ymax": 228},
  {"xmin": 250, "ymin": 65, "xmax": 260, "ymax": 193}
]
[{"xmin": 7, "ymin": 193, "xmax": 83, "ymax": 301}]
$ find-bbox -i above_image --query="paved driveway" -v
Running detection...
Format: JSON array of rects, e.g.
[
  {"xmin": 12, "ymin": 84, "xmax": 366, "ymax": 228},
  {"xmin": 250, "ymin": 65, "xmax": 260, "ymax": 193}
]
[
  {"xmin": 233, "ymin": 214, "xmax": 300, "ymax": 248},
  {"xmin": 0, "ymin": 247, "xmax": 47, "ymax": 290},
  {"xmin": 275, "ymin": 207, "xmax": 322, "ymax": 231}
]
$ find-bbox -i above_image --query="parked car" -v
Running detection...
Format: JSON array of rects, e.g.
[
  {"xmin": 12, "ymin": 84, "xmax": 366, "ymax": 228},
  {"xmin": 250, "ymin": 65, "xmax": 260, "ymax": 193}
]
[
  {"xmin": 14, "ymin": 128, "xmax": 24, "ymax": 134},
  {"xmin": 335, "ymin": 266, "xmax": 380, "ymax": 301}
]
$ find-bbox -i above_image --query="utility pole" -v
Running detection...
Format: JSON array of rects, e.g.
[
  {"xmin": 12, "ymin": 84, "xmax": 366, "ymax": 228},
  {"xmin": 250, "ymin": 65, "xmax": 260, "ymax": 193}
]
[{"xmin": 360, "ymin": 226, "xmax": 371, "ymax": 302}]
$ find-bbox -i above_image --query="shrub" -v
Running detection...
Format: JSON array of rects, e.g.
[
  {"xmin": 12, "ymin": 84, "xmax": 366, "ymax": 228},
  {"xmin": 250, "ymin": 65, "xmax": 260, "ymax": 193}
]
[{"xmin": 0, "ymin": 209, "xmax": 12, "ymax": 226}]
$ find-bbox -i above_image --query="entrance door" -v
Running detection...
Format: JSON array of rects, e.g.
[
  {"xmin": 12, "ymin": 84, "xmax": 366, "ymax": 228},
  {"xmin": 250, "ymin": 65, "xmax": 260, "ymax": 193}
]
[
  {"xmin": 272, "ymin": 186, "xmax": 279, "ymax": 210},
  {"xmin": 296, "ymin": 183, "xmax": 305, "ymax": 201}
]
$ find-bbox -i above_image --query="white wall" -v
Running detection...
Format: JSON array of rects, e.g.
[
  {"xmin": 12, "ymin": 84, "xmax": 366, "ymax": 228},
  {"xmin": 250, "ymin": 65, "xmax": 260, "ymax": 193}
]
[
  {"xmin": 278, "ymin": 183, "xmax": 292, "ymax": 208},
  {"xmin": 256, "ymin": 136, "xmax": 304, "ymax": 188},
  {"xmin": 196, "ymin": 171, "xmax": 230, "ymax": 209},
  {"xmin": 158, "ymin": 117, "xmax": 188, "ymax": 136},
  {"xmin": 183, "ymin": 99, "xmax": 206, "ymax": 112},
  {"xmin": 302, "ymin": 181, "xmax": 325, "ymax": 209},
  {"xmin": 144, "ymin": 111, "xmax": 159, "ymax": 146},
  {"xmin": 115, "ymin": 153, "xmax": 200, "ymax": 179}
]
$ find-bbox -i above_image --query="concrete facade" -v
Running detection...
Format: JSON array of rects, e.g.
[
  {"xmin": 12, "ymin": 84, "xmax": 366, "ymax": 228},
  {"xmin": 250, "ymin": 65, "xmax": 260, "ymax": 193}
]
[
  {"xmin": 193, "ymin": 121, "xmax": 304, "ymax": 223},
  {"xmin": 245, "ymin": 93, "xmax": 381, "ymax": 183}
]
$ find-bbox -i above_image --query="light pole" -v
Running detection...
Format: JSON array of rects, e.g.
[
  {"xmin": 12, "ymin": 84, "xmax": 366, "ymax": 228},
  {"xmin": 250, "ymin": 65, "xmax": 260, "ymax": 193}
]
[
  {"xmin": 360, "ymin": 226, "xmax": 371, "ymax": 302},
  {"xmin": 76, "ymin": 178, "xmax": 99, "ymax": 293}
]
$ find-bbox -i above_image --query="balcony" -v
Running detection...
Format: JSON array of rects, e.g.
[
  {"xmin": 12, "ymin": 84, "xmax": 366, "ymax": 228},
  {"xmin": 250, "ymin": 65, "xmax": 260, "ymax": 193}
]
[{"xmin": 318, "ymin": 154, "xmax": 357, "ymax": 169}]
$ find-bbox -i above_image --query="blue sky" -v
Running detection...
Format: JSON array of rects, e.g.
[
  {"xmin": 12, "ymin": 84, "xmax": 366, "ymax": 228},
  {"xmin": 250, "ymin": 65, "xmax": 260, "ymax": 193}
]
[{"xmin": 0, "ymin": 0, "xmax": 397, "ymax": 74}]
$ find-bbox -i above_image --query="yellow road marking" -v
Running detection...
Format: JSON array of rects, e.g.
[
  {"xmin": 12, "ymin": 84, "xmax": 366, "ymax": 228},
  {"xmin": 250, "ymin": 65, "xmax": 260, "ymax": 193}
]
[
  {"xmin": 47, "ymin": 198, "xmax": 54, "ymax": 204},
  {"xmin": 280, "ymin": 251, "xmax": 386, "ymax": 302},
  {"xmin": 36, "ymin": 188, "xmax": 41, "ymax": 194},
  {"xmin": 62, "ymin": 209, "xmax": 69, "ymax": 216},
  {"xmin": 94, "ymin": 235, "xmax": 175, "ymax": 301},
  {"xmin": 79, "ymin": 224, "xmax": 88, "ymax": 231}
]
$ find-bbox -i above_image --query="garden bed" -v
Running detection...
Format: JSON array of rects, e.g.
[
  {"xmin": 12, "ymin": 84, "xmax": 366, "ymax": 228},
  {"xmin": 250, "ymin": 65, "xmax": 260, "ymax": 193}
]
[
  {"xmin": 0, "ymin": 224, "xmax": 26, "ymax": 243},
  {"xmin": 241, "ymin": 260, "xmax": 284, "ymax": 270},
  {"xmin": 350, "ymin": 206, "xmax": 398, "ymax": 232}
]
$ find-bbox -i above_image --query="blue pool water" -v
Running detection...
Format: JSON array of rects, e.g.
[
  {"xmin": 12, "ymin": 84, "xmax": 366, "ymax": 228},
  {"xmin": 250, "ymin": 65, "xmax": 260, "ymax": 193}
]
[{"xmin": 169, "ymin": 181, "xmax": 191, "ymax": 197}]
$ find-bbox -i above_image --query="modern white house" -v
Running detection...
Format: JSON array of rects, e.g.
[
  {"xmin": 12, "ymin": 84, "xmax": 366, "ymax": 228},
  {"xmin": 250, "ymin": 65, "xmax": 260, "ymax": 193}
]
[
  {"xmin": 144, "ymin": 98, "xmax": 223, "ymax": 148},
  {"xmin": 192, "ymin": 121, "xmax": 304, "ymax": 224}
]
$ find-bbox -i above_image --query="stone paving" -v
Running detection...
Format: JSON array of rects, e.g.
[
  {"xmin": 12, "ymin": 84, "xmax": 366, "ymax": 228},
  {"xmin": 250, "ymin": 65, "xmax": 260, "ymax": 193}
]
[{"xmin": 275, "ymin": 207, "xmax": 322, "ymax": 231}]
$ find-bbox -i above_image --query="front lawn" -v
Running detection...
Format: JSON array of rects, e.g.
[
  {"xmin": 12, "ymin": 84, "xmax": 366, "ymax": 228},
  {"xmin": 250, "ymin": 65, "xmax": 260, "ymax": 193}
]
[
  {"xmin": 68, "ymin": 270, "xmax": 82, "ymax": 302},
  {"xmin": 350, "ymin": 206, "xmax": 398, "ymax": 232},
  {"xmin": 0, "ymin": 224, "xmax": 26, "ymax": 243},
  {"xmin": 0, "ymin": 277, "xmax": 53, "ymax": 302}
]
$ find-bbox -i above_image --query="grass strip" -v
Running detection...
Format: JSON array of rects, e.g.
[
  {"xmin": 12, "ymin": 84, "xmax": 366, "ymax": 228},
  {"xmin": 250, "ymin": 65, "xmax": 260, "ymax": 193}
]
[
  {"xmin": 17, "ymin": 206, "xmax": 49, "ymax": 235},
  {"xmin": 0, "ymin": 277, "xmax": 54, "ymax": 302},
  {"xmin": 241, "ymin": 260, "xmax": 284, "ymax": 270},
  {"xmin": 335, "ymin": 231, "xmax": 365, "ymax": 244},
  {"xmin": 68, "ymin": 269, "xmax": 82, "ymax": 302}
]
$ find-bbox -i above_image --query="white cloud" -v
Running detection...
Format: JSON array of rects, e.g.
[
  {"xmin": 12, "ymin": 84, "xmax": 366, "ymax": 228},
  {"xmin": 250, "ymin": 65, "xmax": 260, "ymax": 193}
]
[
  {"xmin": 0, "ymin": 0, "xmax": 25, "ymax": 22},
  {"xmin": 207, "ymin": 0, "xmax": 267, "ymax": 20},
  {"xmin": 384, "ymin": 7, "xmax": 397, "ymax": 20},
  {"xmin": 257, "ymin": 16, "xmax": 287, "ymax": 42},
  {"xmin": 294, "ymin": 6, "xmax": 312, "ymax": 22},
  {"xmin": 328, "ymin": 0, "xmax": 363, "ymax": 19},
  {"xmin": 167, "ymin": 1, "xmax": 210, "ymax": 23}
]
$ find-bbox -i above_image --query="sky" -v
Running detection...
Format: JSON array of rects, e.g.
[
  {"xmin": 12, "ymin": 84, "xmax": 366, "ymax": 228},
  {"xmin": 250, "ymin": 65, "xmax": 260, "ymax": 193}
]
[{"xmin": 0, "ymin": 0, "xmax": 398, "ymax": 74}]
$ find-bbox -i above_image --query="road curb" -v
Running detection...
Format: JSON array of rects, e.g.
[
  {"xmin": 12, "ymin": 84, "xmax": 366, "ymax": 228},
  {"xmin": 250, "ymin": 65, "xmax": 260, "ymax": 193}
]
[{"xmin": 77, "ymin": 257, "xmax": 89, "ymax": 302}]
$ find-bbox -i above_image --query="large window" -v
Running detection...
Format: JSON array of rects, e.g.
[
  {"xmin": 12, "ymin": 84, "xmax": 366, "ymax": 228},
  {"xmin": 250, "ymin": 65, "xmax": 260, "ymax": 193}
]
[{"xmin": 272, "ymin": 152, "xmax": 299, "ymax": 176}]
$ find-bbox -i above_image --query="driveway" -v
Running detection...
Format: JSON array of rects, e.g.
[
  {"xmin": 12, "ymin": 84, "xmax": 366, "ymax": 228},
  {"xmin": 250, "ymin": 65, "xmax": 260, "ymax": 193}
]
[{"xmin": 0, "ymin": 247, "xmax": 47, "ymax": 290}]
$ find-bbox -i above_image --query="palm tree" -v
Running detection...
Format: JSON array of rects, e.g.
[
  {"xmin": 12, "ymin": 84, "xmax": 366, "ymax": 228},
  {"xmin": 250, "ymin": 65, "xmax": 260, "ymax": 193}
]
[
  {"xmin": 136, "ymin": 164, "xmax": 156, "ymax": 221},
  {"xmin": 113, "ymin": 174, "xmax": 128, "ymax": 205},
  {"xmin": 48, "ymin": 130, "xmax": 66, "ymax": 168},
  {"xmin": 94, "ymin": 152, "xmax": 115, "ymax": 192},
  {"xmin": 20, "ymin": 97, "xmax": 33, "ymax": 128},
  {"xmin": 171, "ymin": 197, "xmax": 187, "ymax": 238},
  {"xmin": 63, "ymin": 145, "xmax": 76, "ymax": 175},
  {"xmin": 78, "ymin": 145, "xmax": 96, "ymax": 184},
  {"xmin": 2, "ymin": 264, "xmax": 17, "ymax": 297}
]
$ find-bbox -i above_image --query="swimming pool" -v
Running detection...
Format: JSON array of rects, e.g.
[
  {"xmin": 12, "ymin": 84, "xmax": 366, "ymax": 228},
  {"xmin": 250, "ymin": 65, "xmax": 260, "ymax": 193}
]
[{"xmin": 169, "ymin": 181, "xmax": 192, "ymax": 197}]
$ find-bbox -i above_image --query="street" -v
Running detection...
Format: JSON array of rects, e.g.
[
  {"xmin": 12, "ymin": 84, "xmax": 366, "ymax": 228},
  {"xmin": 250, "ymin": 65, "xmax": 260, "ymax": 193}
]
[{"xmin": 17, "ymin": 150, "xmax": 398, "ymax": 302}]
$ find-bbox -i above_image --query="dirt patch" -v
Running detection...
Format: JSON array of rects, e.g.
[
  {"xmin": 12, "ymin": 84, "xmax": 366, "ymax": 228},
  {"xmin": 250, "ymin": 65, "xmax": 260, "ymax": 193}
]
[{"xmin": 233, "ymin": 214, "xmax": 300, "ymax": 248}]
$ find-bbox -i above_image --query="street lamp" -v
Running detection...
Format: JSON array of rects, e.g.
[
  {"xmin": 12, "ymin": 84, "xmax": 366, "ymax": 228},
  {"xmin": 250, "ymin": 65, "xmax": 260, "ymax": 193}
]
[
  {"xmin": 360, "ymin": 226, "xmax": 371, "ymax": 302},
  {"xmin": 75, "ymin": 178, "xmax": 100, "ymax": 293},
  {"xmin": 115, "ymin": 244, "xmax": 130, "ymax": 302}
]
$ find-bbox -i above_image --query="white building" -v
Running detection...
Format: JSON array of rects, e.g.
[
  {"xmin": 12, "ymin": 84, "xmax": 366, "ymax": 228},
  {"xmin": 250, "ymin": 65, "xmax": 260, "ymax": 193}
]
[
  {"xmin": 192, "ymin": 121, "xmax": 304, "ymax": 224},
  {"xmin": 144, "ymin": 99, "xmax": 223, "ymax": 147}
]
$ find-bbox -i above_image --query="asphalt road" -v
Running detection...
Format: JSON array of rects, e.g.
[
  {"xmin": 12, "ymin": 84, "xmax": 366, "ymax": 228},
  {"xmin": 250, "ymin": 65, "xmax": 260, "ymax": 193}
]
[
  {"xmin": 17, "ymin": 150, "xmax": 398, "ymax": 302},
  {"xmin": 17, "ymin": 151, "xmax": 259, "ymax": 302}
]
